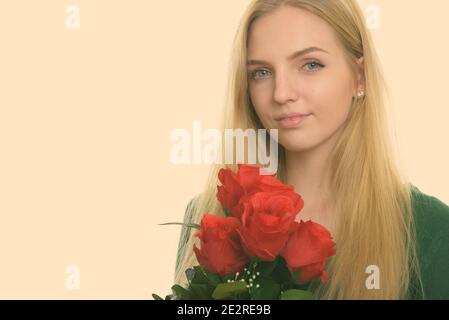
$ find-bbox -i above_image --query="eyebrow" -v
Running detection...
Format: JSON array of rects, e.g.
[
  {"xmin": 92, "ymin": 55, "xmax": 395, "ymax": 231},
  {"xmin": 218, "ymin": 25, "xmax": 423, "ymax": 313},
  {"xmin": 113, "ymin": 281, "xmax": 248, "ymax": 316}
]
[{"xmin": 247, "ymin": 46, "xmax": 329, "ymax": 66}]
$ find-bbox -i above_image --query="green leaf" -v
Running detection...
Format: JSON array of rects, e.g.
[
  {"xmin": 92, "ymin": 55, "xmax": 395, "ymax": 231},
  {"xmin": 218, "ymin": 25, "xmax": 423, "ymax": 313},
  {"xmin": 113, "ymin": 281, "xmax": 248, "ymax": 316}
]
[
  {"xmin": 185, "ymin": 267, "xmax": 195, "ymax": 283},
  {"xmin": 188, "ymin": 283, "xmax": 215, "ymax": 300},
  {"xmin": 224, "ymin": 209, "xmax": 230, "ymax": 217},
  {"xmin": 255, "ymin": 259, "xmax": 278, "ymax": 277},
  {"xmin": 212, "ymin": 282, "xmax": 248, "ymax": 300},
  {"xmin": 271, "ymin": 258, "xmax": 294, "ymax": 286},
  {"xmin": 251, "ymin": 277, "xmax": 281, "ymax": 300},
  {"xmin": 232, "ymin": 290, "xmax": 251, "ymax": 300},
  {"xmin": 171, "ymin": 284, "xmax": 192, "ymax": 300},
  {"xmin": 186, "ymin": 266, "xmax": 211, "ymax": 285},
  {"xmin": 250, "ymin": 256, "xmax": 262, "ymax": 264},
  {"xmin": 221, "ymin": 271, "xmax": 236, "ymax": 283},
  {"xmin": 291, "ymin": 270, "xmax": 301, "ymax": 284},
  {"xmin": 204, "ymin": 271, "xmax": 222, "ymax": 286},
  {"xmin": 280, "ymin": 289, "xmax": 314, "ymax": 300},
  {"xmin": 152, "ymin": 293, "xmax": 164, "ymax": 300},
  {"xmin": 158, "ymin": 222, "xmax": 200, "ymax": 230}
]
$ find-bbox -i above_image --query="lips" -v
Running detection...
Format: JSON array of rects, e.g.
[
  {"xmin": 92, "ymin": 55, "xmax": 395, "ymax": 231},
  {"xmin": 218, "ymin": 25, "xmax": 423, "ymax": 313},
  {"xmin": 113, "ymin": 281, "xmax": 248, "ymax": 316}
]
[
  {"xmin": 276, "ymin": 112, "xmax": 311, "ymax": 121},
  {"xmin": 276, "ymin": 113, "xmax": 311, "ymax": 129}
]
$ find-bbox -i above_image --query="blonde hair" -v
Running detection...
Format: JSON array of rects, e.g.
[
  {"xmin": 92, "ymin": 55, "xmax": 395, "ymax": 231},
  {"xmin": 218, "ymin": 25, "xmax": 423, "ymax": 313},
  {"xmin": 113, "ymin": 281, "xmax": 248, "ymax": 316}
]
[{"xmin": 174, "ymin": 0, "xmax": 423, "ymax": 299}]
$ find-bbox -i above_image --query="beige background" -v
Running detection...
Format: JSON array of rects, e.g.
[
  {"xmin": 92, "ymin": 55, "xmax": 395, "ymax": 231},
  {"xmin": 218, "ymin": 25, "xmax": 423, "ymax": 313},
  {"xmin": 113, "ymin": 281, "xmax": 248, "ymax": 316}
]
[{"xmin": 0, "ymin": 0, "xmax": 447, "ymax": 299}]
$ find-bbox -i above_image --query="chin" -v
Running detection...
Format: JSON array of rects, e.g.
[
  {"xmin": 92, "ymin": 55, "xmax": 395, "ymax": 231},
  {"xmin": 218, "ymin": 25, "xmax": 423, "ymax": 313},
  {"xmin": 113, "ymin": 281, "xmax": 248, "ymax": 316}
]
[
  {"xmin": 279, "ymin": 140, "xmax": 318, "ymax": 153},
  {"xmin": 277, "ymin": 131, "xmax": 313, "ymax": 151}
]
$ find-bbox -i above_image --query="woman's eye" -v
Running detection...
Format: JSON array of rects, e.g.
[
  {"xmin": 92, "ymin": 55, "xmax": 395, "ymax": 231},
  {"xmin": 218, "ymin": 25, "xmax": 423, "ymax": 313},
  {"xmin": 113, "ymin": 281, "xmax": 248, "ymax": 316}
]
[
  {"xmin": 303, "ymin": 61, "xmax": 324, "ymax": 72},
  {"xmin": 250, "ymin": 69, "xmax": 272, "ymax": 80},
  {"xmin": 249, "ymin": 62, "xmax": 324, "ymax": 80}
]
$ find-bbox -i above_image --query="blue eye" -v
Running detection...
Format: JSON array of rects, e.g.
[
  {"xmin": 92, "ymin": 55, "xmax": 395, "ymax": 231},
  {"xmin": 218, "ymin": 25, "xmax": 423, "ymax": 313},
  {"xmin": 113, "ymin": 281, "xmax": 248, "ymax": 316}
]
[
  {"xmin": 250, "ymin": 69, "xmax": 272, "ymax": 80},
  {"xmin": 303, "ymin": 61, "xmax": 324, "ymax": 71},
  {"xmin": 249, "ymin": 61, "xmax": 324, "ymax": 81}
]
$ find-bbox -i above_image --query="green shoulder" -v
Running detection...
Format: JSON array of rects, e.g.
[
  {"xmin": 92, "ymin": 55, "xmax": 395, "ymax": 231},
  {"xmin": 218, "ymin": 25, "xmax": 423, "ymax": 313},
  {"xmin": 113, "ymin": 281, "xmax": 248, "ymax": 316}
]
[{"xmin": 410, "ymin": 184, "xmax": 449, "ymax": 299}]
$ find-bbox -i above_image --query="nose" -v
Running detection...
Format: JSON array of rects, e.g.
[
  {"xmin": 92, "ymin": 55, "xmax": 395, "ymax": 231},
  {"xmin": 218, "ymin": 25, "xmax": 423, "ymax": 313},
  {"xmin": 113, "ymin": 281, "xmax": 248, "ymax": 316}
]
[{"xmin": 273, "ymin": 69, "xmax": 299, "ymax": 106}]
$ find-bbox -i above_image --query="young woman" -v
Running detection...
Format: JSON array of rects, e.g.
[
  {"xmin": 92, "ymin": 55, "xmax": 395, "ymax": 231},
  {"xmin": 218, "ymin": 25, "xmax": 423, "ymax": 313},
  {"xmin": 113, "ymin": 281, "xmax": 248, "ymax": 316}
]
[{"xmin": 174, "ymin": 0, "xmax": 449, "ymax": 299}]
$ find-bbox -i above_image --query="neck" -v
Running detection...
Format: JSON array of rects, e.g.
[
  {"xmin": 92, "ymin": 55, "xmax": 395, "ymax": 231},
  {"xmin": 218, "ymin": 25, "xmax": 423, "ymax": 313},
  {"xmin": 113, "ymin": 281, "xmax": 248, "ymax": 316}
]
[
  {"xmin": 284, "ymin": 129, "xmax": 342, "ymax": 227},
  {"xmin": 285, "ymin": 145, "xmax": 332, "ymax": 209}
]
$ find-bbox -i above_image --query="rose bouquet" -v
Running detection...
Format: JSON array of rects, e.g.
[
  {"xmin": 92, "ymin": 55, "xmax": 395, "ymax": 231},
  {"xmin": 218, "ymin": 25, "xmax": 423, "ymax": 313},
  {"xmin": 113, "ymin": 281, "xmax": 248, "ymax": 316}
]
[{"xmin": 153, "ymin": 164, "xmax": 336, "ymax": 300}]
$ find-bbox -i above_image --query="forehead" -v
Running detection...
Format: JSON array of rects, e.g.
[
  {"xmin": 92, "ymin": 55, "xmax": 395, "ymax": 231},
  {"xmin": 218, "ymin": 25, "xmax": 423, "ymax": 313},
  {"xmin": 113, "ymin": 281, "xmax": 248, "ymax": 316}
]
[{"xmin": 247, "ymin": 6, "xmax": 340, "ymax": 58}]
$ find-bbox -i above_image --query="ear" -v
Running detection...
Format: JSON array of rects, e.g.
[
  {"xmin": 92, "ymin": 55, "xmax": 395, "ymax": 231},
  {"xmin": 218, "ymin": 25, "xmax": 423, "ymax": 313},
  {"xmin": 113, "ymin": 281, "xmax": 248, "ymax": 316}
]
[{"xmin": 355, "ymin": 56, "xmax": 365, "ymax": 92}]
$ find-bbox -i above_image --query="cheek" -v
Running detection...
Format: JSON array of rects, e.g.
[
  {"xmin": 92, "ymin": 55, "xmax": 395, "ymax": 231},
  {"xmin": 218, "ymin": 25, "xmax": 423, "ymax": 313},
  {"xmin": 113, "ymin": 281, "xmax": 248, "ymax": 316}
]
[
  {"xmin": 249, "ymin": 85, "xmax": 274, "ymax": 127},
  {"xmin": 311, "ymin": 70, "xmax": 354, "ymax": 123}
]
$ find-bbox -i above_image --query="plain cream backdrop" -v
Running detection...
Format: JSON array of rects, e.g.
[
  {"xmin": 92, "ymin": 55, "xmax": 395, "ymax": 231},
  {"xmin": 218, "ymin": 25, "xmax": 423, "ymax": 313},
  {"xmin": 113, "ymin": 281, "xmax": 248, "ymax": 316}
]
[{"xmin": 0, "ymin": 0, "xmax": 447, "ymax": 299}]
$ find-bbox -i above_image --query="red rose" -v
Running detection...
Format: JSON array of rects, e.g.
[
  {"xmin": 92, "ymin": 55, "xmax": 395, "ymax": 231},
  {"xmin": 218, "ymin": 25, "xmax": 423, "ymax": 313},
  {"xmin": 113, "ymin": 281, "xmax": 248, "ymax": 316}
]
[
  {"xmin": 281, "ymin": 220, "xmax": 336, "ymax": 283},
  {"xmin": 217, "ymin": 164, "xmax": 293, "ymax": 219},
  {"xmin": 216, "ymin": 167, "xmax": 244, "ymax": 217},
  {"xmin": 193, "ymin": 214, "xmax": 250, "ymax": 277},
  {"xmin": 237, "ymin": 191, "xmax": 304, "ymax": 261}
]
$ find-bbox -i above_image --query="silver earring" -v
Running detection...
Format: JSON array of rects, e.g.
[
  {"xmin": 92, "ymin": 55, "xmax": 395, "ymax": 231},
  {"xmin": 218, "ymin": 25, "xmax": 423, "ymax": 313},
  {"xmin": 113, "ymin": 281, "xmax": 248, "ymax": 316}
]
[{"xmin": 356, "ymin": 90, "xmax": 365, "ymax": 98}]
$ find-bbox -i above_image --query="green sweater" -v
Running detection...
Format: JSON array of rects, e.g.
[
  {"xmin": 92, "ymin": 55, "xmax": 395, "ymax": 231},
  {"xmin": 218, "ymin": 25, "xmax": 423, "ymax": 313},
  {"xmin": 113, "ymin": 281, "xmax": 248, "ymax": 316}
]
[
  {"xmin": 407, "ymin": 185, "xmax": 449, "ymax": 299},
  {"xmin": 175, "ymin": 185, "xmax": 449, "ymax": 299}
]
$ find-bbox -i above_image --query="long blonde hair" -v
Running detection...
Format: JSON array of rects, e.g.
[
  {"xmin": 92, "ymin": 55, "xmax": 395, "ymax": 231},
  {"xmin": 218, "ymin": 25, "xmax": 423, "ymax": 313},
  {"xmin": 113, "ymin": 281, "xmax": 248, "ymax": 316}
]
[{"xmin": 174, "ymin": 0, "xmax": 423, "ymax": 299}]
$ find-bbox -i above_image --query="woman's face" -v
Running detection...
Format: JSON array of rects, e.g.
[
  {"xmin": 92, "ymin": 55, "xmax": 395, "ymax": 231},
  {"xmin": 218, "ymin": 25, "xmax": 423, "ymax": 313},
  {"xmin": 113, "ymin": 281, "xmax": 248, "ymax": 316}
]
[{"xmin": 247, "ymin": 5, "xmax": 364, "ymax": 152}]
